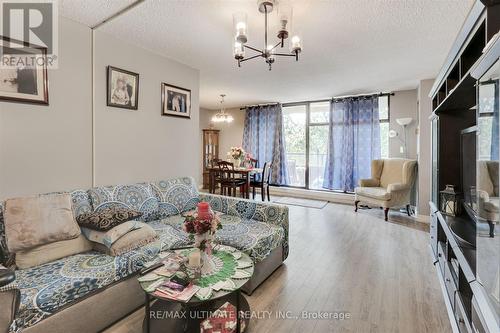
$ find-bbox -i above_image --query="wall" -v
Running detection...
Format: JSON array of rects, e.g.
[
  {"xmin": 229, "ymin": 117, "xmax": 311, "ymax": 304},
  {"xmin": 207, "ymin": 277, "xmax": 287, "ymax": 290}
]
[
  {"xmin": 417, "ymin": 79, "xmax": 434, "ymax": 217},
  {"xmin": 94, "ymin": 30, "xmax": 200, "ymax": 186},
  {"xmin": 200, "ymin": 107, "xmax": 245, "ymax": 158},
  {"xmin": 0, "ymin": 17, "xmax": 200, "ymax": 200},
  {"xmin": 0, "ymin": 17, "xmax": 93, "ymax": 199},
  {"xmin": 389, "ymin": 89, "xmax": 419, "ymax": 159}
]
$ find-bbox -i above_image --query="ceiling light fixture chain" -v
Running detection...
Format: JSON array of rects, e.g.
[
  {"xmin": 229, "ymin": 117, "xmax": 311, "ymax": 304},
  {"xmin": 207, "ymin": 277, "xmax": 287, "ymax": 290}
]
[{"xmin": 233, "ymin": 0, "xmax": 302, "ymax": 71}]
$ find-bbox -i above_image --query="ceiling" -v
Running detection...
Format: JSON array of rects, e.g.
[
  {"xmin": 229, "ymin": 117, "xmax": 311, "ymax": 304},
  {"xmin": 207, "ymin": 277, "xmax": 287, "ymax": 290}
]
[{"xmin": 60, "ymin": 0, "xmax": 475, "ymax": 110}]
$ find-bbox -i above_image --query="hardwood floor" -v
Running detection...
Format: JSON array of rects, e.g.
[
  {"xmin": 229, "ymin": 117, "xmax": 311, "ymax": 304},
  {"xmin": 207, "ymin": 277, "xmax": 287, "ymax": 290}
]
[{"xmin": 104, "ymin": 202, "xmax": 451, "ymax": 333}]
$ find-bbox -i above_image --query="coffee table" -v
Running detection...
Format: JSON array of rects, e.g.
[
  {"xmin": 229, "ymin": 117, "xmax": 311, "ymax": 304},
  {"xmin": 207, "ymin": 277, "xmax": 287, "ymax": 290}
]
[{"xmin": 139, "ymin": 245, "xmax": 254, "ymax": 333}]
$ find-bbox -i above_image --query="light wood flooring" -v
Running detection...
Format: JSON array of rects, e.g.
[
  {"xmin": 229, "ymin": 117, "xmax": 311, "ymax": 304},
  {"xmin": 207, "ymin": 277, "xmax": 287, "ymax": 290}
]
[{"xmin": 104, "ymin": 201, "xmax": 451, "ymax": 333}]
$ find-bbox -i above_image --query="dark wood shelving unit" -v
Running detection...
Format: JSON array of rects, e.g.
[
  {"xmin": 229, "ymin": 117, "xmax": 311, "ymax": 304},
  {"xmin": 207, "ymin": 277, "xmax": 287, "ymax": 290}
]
[{"xmin": 429, "ymin": 1, "xmax": 500, "ymax": 332}]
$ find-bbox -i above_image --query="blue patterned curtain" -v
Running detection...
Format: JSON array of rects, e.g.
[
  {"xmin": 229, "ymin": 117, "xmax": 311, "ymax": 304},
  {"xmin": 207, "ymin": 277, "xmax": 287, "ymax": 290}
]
[
  {"xmin": 323, "ymin": 97, "xmax": 381, "ymax": 192},
  {"xmin": 242, "ymin": 104, "xmax": 289, "ymax": 185}
]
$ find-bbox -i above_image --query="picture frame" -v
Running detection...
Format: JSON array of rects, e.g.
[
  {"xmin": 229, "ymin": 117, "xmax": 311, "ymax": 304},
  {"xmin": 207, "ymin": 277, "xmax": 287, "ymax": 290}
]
[
  {"xmin": 0, "ymin": 36, "xmax": 49, "ymax": 105},
  {"xmin": 161, "ymin": 83, "xmax": 191, "ymax": 118},
  {"xmin": 106, "ymin": 66, "xmax": 139, "ymax": 110}
]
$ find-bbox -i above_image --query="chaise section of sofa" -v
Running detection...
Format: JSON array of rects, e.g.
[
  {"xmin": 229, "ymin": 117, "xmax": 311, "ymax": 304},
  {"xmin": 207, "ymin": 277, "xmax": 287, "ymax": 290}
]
[{"xmin": 0, "ymin": 177, "xmax": 289, "ymax": 332}]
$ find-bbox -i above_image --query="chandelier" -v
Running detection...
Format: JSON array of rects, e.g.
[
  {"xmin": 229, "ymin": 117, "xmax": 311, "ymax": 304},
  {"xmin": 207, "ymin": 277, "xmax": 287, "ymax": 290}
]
[
  {"xmin": 233, "ymin": 0, "xmax": 302, "ymax": 71},
  {"xmin": 211, "ymin": 94, "xmax": 234, "ymax": 123}
]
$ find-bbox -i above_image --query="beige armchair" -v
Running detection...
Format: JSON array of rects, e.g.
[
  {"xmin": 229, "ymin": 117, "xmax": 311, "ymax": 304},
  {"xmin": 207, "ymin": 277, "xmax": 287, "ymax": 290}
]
[
  {"xmin": 354, "ymin": 158, "xmax": 417, "ymax": 221},
  {"xmin": 477, "ymin": 160, "xmax": 498, "ymax": 237}
]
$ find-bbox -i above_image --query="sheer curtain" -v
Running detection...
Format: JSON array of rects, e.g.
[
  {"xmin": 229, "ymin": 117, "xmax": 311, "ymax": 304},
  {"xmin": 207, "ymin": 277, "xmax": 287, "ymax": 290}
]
[
  {"xmin": 323, "ymin": 96, "xmax": 381, "ymax": 192},
  {"xmin": 242, "ymin": 104, "xmax": 289, "ymax": 185}
]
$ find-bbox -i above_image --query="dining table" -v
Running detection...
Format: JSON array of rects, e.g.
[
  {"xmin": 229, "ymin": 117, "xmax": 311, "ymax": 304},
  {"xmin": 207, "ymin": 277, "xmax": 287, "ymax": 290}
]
[{"xmin": 207, "ymin": 165, "xmax": 263, "ymax": 199}]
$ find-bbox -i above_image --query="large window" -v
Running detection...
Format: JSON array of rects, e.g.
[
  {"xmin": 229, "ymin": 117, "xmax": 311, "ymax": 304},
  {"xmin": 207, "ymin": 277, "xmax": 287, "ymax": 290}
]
[
  {"xmin": 282, "ymin": 96, "xmax": 390, "ymax": 190},
  {"xmin": 379, "ymin": 96, "xmax": 390, "ymax": 159}
]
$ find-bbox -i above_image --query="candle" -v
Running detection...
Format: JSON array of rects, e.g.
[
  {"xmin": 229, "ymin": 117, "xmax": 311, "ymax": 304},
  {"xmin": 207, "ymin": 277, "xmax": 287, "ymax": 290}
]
[
  {"xmin": 188, "ymin": 249, "xmax": 201, "ymax": 268},
  {"xmin": 197, "ymin": 202, "xmax": 210, "ymax": 220}
]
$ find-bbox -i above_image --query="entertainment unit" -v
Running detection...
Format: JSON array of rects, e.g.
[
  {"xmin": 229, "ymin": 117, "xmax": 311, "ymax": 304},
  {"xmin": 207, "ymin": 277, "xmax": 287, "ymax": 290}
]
[{"xmin": 429, "ymin": 1, "xmax": 500, "ymax": 332}]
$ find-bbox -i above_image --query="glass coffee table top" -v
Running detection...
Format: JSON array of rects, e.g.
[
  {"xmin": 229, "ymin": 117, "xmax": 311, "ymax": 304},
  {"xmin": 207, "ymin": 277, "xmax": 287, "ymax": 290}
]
[{"xmin": 139, "ymin": 245, "xmax": 254, "ymax": 303}]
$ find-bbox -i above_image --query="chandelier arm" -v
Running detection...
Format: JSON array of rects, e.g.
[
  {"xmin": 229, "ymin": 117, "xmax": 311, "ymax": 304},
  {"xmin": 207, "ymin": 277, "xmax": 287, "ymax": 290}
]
[
  {"xmin": 240, "ymin": 54, "xmax": 262, "ymax": 63},
  {"xmin": 274, "ymin": 53, "xmax": 297, "ymax": 57},
  {"xmin": 244, "ymin": 44, "xmax": 263, "ymax": 54},
  {"xmin": 270, "ymin": 41, "xmax": 282, "ymax": 51}
]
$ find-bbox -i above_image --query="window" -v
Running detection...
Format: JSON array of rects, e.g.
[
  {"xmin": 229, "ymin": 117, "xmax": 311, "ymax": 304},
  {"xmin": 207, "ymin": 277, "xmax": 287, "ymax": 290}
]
[
  {"xmin": 282, "ymin": 96, "xmax": 389, "ymax": 190},
  {"xmin": 379, "ymin": 95, "xmax": 390, "ymax": 159},
  {"xmin": 308, "ymin": 102, "xmax": 329, "ymax": 190},
  {"xmin": 283, "ymin": 105, "xmax": 306, "ymax": 187}
]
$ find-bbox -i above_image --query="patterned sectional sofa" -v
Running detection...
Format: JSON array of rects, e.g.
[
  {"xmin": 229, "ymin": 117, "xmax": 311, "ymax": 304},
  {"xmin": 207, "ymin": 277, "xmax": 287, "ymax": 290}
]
[{"xmin": 0, "ymin": 177, "xmax": 288, "ymax": 333}]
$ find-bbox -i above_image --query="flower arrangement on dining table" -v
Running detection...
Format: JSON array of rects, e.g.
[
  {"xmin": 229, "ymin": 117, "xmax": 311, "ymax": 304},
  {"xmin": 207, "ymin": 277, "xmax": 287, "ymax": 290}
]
[{"xmin": 183, "ymin": 202, "xmax": 222, "ymax": 254}]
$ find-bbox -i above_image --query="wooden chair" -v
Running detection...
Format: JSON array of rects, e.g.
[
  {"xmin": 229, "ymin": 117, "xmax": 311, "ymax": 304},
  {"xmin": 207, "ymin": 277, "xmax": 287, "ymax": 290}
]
[
  {"xmin": 217, "ymin": 161, "xmax": 247, "ymax": 197},
  {"xmin": 251, "ymin": 162, "xmax": 272, "ymax": 201}
]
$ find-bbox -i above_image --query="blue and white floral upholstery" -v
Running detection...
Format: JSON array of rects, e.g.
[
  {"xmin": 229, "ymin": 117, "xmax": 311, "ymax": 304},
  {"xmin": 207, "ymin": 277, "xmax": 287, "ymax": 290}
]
[
  {"xmin": 199, "ymin": 193, "xmax": 289, "ymax": 260},
  {"xmin": 0, "ymin": 178, "xmax": 289, "ymax": 333},
  {"xmin": 88, "ymin": 183, "xmax": 159, "ymax": 222},
  {"xmin": 150, "ymin": 177, "xmax": 199, "ymax": 219},
  {"xmin": 160, "ymin": 213, "xmax": 284, "ymax": 262}
]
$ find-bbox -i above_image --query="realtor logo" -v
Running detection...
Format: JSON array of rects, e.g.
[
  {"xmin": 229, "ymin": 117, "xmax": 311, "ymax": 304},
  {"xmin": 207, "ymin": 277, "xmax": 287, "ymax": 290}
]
[{"xmin": 0, "ymin": 0, "xmax": 58, "ymax": 68}]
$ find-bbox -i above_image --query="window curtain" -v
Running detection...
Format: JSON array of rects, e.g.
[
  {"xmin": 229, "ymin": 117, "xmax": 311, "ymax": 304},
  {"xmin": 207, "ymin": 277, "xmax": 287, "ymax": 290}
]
[
  {"xmin": 242, "ymin": 104, "xmax": 289, "ymax": 185},
  {"xmin": 322, "ymin": 96, "xmax": 381, "ymax": 192}
]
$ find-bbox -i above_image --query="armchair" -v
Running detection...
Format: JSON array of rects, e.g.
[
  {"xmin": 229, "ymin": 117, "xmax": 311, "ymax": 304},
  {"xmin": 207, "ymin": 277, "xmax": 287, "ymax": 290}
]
[{"xmin": 354, "ymin": 158, "xmax": 417, "ymax": 221}]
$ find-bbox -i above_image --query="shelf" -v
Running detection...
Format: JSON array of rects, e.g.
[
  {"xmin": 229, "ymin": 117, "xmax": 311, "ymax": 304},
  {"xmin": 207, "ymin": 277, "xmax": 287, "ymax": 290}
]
[{"xmin": 434, "ymin": 72, "xmax": 476, "ymax": 113}]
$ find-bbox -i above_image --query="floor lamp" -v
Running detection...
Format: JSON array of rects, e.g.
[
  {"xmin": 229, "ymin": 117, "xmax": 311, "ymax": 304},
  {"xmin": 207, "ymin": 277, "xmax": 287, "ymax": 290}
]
[{"xmin": 389, "ymin": 117, "xmax": 413, "ymax": 158}]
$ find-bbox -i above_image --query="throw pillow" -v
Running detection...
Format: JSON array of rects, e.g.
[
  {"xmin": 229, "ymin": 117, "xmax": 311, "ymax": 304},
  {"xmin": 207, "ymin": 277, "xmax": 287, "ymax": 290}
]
[
  {"xmin": 92, "ymin": 223, "xmax": 158, "ymax": 256},
  {"xmin": 81, "ymin": 220, "xmax": 142, "ymax": 248},
  {"xmin": 4, "ymin": 193, "xmax": 81, "ymax": 252},
  {"xmin": 76, "ymin": 207, "xmax": 142, "ymax": 231},
  {"xmin": 15, "ymin": 234, "xmax": 92, "ymax": 269}
]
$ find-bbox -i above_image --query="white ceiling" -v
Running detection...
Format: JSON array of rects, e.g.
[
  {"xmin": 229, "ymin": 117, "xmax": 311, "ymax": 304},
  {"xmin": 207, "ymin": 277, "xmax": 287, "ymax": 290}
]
[{"xmin": 60, "ymin": 0, "xmax": 475, "ymax": 110}]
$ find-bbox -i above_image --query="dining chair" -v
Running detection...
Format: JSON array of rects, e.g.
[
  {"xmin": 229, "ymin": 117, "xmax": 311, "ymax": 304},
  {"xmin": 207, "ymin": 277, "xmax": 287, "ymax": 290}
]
[
  {"xmin": 251, "ymin": 162, "xmax": 272, "ymax": 201},
  {"xmin": 217, "ymin": 161, "xmax": 247, "ymax": 197}
]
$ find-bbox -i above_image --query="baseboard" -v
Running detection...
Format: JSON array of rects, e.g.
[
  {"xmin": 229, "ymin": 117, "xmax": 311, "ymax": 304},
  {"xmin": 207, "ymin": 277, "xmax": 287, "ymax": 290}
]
[
  {"xmin": 415, "ymin": 214, "xmax": 430, "ymax": 224},
  {"xmin": 268, "ymin": 186, "xmax": 354, "ymax": 205}
]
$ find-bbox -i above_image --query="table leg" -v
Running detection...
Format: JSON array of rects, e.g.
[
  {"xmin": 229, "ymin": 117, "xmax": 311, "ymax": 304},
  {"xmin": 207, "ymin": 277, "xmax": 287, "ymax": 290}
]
[
  {"xmin": 145, "ymin": 293, "xmax": 150, "ymax": 333},
  {"xmin": 245, "ymin": 173, "xmax": 250, "ymax": 199},
  {"xmin": 236, "ymin": 289, "xmax": 241, "ymax": 332}
]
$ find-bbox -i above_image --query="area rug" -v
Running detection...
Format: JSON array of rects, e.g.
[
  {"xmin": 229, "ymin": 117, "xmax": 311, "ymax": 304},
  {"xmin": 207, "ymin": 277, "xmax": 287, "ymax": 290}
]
[{"xmin": 273, "ymin": 197, "xmax": 328, "ymax": 209}]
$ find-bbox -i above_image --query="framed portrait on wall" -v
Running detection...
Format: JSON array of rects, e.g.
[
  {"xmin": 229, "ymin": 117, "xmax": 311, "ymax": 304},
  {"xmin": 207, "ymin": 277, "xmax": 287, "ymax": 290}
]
[
  {"xmin": 0, "ymin": 36, "xmax": 49, "ymax": 105},
  {"xmin": 107, "ymin": 66, "xmax": 139, "ymax": 110},
  {"xmin": 161, "ymin": 83, "xmax": 191, "ymax": 118}
]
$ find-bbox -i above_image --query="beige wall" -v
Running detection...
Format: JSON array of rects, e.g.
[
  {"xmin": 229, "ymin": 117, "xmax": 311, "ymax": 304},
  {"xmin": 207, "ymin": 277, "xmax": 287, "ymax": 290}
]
[
  {"xmin": 199, "ymin": 107, "xmax": 245, "ymax": 159},
  {"xmin": 94, "ymin": 30, "xmax": 200, "ymax": 186},
  {"xmin": 389, "ymin": 89, "xmax": 419, "ymax": 159},
  {"xmin": 417, "ymin": 79, "xmax": 434, "ymax": 216},
  {"xmin": 0, "ymin": 18, "xmax": 200, "ymax": 200},
  {"xmin": 0, "ymin": 17, "xmax": 93, "ymax": 199}
]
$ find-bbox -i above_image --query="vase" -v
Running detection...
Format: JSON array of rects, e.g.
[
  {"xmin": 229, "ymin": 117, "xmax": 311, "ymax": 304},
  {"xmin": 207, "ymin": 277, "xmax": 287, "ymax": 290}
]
[{"xmin": 234, "ymin": 158, "xmax": 241, "ymax": 168}]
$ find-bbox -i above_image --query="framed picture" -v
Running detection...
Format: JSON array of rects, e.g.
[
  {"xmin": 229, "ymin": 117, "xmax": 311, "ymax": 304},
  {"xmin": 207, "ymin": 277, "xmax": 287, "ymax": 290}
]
[
  {"xmin": 0, "ymin": 36, "xmax": 49, "ymax": 105},
  {"xmin": 107, "ymin": 66, "xmax": 139, "ymax": 110},
  {"xmin": 161, "ymin": 83, "xmax": 191, "ymax": 118}
]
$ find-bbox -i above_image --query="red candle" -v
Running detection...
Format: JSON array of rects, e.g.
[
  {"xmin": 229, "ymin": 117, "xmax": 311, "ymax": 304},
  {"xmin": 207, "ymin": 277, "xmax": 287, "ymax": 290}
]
[{"xmin": 197, "ymin": 202, "xmax": 211, "ymax": 220}]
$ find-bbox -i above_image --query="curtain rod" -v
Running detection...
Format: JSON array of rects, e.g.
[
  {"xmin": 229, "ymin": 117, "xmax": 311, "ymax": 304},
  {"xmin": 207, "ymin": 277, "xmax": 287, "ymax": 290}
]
[
  {"xmin": 238, "ymin": 92, "xmax": 394, "ymax": 110},
  {"xmin": 239, "ymin": 102, "xmax": 280, "ymax": 110}
]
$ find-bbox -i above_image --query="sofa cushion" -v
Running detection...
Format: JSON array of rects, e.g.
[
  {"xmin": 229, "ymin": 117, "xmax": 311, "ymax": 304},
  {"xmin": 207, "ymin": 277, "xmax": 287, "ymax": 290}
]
[
  {"xmin": 150, "ymin": 177, "xmax": 199, "ymax": 219},
  {"xmin": 93, "ymin": 224, "xmax": 158, "ymax": 256},
  {"xmin": 76, "ymin": 207, "xmax": 143, "ymax": 231},
  {"xmin": 81, "ymin": 221, "xmax": 144, "ymax": 248},
  {"xmin": 4, "ymin": 193, "xmax": 81, "ymax": 252},
  {"xmin": 0, "ymin": 190, "xmax": 92, "ymax": 267},
  {"xmin": 88, "ymin": 183, "xmax": 159, "ymax": 222},
  {"xmin": 15, "ymin": 234, "xmax": 93, "ymax": 269},
  {"xmin": 160, "ymin": 213, "xmax": 284, "ymax": 262},
  {"xmin": 355, "ymin": 186, "xmax": 391, "ymax": 201}
]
